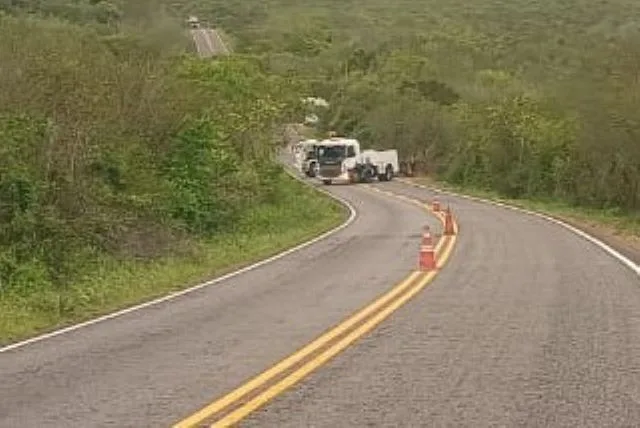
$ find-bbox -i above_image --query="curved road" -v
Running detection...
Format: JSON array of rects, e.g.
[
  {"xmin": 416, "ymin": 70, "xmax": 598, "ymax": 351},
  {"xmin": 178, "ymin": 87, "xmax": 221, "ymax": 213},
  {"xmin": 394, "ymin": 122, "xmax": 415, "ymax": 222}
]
[
  {"xmin": 1, "ymin": 169, "xmax": 639, "ymax": 426},
  {"xmin": 0, "ymin": 178, "xmax": 440, "ymax": 426},
  {"xmin": 242, "ymin": 180, "xmax": 640, "ymax": 427}
]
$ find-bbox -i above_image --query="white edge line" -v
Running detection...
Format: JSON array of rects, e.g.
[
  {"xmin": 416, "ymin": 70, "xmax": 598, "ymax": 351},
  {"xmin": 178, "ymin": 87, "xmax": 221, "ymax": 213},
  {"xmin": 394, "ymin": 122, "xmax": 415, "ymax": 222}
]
[
  {"xmin": 0, "ymin": 160, "xmax": 357, "ymax": 354},
  {"xmin": 397, "ymin": 178, "xmax": 640, "ymax": 277}
]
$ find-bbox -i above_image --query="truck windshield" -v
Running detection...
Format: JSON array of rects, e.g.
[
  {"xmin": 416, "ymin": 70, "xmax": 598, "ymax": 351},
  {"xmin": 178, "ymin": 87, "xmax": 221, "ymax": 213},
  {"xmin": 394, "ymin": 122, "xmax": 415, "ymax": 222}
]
[{"xmin": 317, "ymin": 145, "xmax": 345, "ymax": 161}]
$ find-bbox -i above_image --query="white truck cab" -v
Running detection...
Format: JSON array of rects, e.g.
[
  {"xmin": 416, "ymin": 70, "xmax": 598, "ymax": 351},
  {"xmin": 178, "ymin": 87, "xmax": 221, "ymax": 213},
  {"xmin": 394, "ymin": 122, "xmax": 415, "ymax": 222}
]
[
  {"xmin": 315, "ymin": 137, "xmax": 399, "ymax": 185},
  {"xmin": 187, "ymin": 16, "xmax": 200, "ymax": 28}
]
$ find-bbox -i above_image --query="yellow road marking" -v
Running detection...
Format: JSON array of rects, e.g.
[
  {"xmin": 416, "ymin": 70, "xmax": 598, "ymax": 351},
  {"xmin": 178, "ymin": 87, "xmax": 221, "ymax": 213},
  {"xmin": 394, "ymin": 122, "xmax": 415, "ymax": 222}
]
[
  {"xmin": 211, "ymin": 232, "xmax": 458, "ymax": 427},
  {"xmin": 364, "ymin": 185, "xmax": 451, "ymax": 235},
  {"xmin": 356, "ymin": 186, "xmax": 452, "ymax": 261},
  {"xmin": 173, "ymin": 271, "xmax": 422, "ymax": 428},
  {"xmin": 211, "ymin": 273, "xmax": 437, "ymax": 427},
  {"xmin": 174, "ymin": 187, "xmax": 459, "ymax": 428}
]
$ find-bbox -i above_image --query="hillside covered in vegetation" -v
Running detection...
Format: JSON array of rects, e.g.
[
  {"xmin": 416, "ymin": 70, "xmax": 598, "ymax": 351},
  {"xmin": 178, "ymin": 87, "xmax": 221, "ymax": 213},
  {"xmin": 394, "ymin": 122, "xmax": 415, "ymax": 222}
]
[
  {"xmin": 0, "ymin": 0, "xmax": 344, "ymax": 343},
  {"xmin": 158, "ymin": 0, "xmax": 640, "ymax": 216},
  {"xmin": 2, "ymin": 0, "xmax": 639, "ymax": 341}
]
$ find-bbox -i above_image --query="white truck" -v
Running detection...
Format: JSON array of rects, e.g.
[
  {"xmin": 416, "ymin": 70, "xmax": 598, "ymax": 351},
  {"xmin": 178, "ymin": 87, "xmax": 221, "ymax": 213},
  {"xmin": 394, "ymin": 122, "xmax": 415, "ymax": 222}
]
[
  {"xmin": 294, "ymin": 139, "xmax": 320, "ymax": 177},
  {"xmin": 314, "ymin": 137, "xmax": 399, "ymax": 185},
  {"xmin": 187, "ymin": 16, "xmax": 200, "ymax": 28}
]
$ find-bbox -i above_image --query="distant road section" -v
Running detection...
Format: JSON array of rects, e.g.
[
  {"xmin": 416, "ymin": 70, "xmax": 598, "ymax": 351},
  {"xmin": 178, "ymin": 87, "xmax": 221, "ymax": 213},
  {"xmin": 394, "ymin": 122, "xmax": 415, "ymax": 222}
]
[{"xmin": 190, "ymin": 28, "xmax": 229, "ymax": 57}]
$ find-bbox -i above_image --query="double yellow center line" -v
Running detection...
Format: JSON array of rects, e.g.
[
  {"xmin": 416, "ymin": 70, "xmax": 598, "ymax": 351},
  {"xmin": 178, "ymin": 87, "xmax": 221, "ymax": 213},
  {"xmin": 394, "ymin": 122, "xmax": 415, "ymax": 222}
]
[{"xmin": 173, "ymin": 188, "xmax": 458, "ymax": 428}]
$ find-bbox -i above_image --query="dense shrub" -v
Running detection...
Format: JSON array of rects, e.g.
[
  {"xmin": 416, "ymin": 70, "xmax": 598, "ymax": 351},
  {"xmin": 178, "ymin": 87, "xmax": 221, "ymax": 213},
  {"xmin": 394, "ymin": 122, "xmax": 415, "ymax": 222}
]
[{"xmin": 0, "ymin": 13, "xmax": 301, "ymax": 293}]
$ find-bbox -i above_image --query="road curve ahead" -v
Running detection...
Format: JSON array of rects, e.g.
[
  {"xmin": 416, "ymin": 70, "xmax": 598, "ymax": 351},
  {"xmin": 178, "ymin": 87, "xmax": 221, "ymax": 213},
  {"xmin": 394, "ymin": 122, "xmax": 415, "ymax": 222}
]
[
  {"xmin": 240, "ymin": 180, "xmax": 640, "ymax": 427},
  {"xmin": 0, "ymin": 174, "xmax": 442, "ymax": 426}
]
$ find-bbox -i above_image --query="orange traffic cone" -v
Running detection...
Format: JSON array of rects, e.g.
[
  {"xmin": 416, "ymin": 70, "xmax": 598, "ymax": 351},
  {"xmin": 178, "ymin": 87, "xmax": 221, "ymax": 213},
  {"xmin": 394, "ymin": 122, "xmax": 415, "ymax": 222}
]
[
  {"xmin": 421, "ymin": 226, "xmax": 433, "ymax": 246},
  {"xmin": 419, "ymin": 243, "xmax": 436, "ymax": 271},
  {"xmin": 432, "ymin": 199, "xmax": 441, "ymax": 212},
  {"xmin": 444, "ymin": 206, "xmax": 455, "ymax": 235}
]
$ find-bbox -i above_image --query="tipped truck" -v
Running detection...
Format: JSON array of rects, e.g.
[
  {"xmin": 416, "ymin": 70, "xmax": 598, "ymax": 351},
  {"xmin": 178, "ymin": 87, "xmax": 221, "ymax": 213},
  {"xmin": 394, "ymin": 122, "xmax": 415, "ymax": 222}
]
[{"xmin": 315, "ymin": 137, "xmax": 399, "ymax": 185}]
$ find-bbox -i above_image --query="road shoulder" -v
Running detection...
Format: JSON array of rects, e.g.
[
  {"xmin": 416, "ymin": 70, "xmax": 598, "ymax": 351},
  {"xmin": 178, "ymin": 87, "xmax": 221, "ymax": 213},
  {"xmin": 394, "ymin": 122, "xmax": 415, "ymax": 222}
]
[
  {"xmin": 401, "ymin": 177, "xmax": 640, "ymax": 266},
  {"xmin": 0, "ymin": 173, "xmax": 348, "ymax": 349}
]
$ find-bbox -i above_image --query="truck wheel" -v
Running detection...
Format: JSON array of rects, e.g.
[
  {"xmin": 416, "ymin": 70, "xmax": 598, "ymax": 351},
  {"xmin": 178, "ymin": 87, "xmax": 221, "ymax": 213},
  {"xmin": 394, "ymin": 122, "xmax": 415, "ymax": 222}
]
[
  {"xmin": 362, "ymin": 165, "xmax": 375, "ymax": 183},
  {"xmin": 385, "ymin": 164, "xmax": 394, "ymax": 181},
  {"xmin": 322, "ymin": 179, "xmax": 332, "ymax": 185},
  {"xmin": 308, "ymin": 162, "xmax": 317, "ymax": 178},
  {"xmin": 378, "ymin": 165, "xmax": 393, "ymax": 181}
]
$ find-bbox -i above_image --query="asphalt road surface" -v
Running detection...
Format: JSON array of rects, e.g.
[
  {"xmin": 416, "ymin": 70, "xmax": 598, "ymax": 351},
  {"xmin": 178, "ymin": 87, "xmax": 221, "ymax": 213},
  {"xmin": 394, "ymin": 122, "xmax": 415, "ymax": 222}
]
[
  {"xmin": 190, "ymin": 28, "xmax": 229, "ymax": 57},
  {"xmin": 242, "ymin": 180, "xmax": 640, "ymax": 427},
  {"xmin": 1, "ymin": 169, "xmax": 639, "ymax": 427},
  {"xmin": 0, "ymin": 179, "xmax": 439, "ymax": 427}
]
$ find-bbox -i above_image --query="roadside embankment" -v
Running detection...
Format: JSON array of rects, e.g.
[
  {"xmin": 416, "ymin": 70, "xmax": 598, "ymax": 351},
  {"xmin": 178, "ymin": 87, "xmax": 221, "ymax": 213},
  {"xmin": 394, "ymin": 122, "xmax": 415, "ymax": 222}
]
[{"xmin": 0, "ymin": 166, "xmax": 347, "ymax": 346}]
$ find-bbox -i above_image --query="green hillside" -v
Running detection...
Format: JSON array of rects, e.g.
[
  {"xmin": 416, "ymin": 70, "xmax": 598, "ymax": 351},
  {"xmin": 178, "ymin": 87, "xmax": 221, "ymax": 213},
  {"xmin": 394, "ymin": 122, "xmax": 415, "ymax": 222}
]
[
  {"xmin": 158, "ymin": 0, "xmax": 639, "ymax": 216},
  {"xmin": 0, "ymin": 1, "xmax": 345, "ymax": 343},
  {"xmin": 1, "ymin": 0, "xmax": 638, "ymax": 342}
]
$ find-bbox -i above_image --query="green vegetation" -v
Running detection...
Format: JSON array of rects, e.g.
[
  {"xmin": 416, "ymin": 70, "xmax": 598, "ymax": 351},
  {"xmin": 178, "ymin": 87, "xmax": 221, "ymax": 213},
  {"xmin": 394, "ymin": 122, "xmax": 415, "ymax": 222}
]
[
  {"xmin": 157, "ymin": 0, "xmax": 639, "ymax": 222},
  {"xmin": 1, "ymin": 178, "xmax": 344, "ymax": 343},
  {"xmin": 0, "ymin": 2, "xmax": 346, "ymax": 344},
  {"xmin": 3, "ymin": 0, "xmax": 639, "ymax": 342}
]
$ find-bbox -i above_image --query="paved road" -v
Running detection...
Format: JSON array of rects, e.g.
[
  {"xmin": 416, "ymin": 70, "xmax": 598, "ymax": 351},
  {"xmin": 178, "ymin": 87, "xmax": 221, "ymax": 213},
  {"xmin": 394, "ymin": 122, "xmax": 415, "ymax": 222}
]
[
  {"xmin": 0, "ymin": 179, "xmax": 438, "ymax": 427},
  {"xmin": 190, "ymin": 28, "xmax": 229, "ymax": 57},
  {"xmin": 242, "ymin": 180, "xmax": 640, "ymax": 427},
  {"xmin": 2, "ymin": 169, "xmax": 639, "ymax": 427}
]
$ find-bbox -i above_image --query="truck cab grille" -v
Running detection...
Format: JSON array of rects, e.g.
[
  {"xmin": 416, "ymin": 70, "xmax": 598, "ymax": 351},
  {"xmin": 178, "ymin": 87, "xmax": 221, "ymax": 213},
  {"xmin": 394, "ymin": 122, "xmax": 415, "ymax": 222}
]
[{"xmin": 319, "ymin": 165, "xmax": 342, "ymax": 178}]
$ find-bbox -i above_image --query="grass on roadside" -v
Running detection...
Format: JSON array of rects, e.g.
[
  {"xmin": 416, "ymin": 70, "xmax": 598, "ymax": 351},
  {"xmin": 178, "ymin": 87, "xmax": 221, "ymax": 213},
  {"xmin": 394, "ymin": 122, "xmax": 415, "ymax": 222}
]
[
  {"xmin": 407, "ymin": 177, "xmax": 640, "ymax": 241},
  {"xmin": 0, "ymin": 175, "xmax": 346, "ymax": 346}
]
